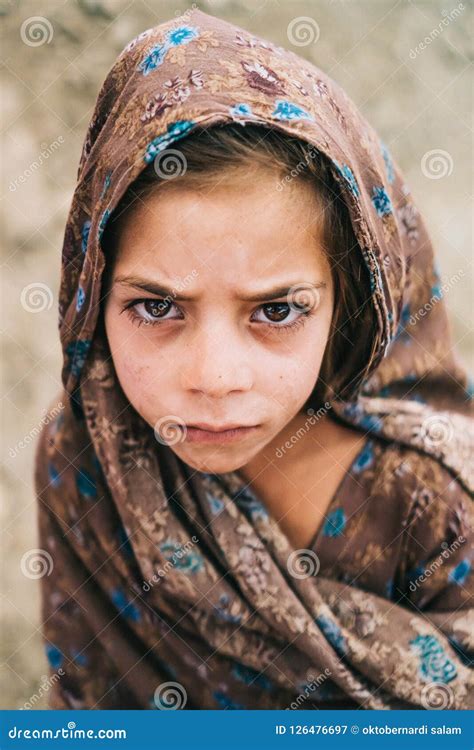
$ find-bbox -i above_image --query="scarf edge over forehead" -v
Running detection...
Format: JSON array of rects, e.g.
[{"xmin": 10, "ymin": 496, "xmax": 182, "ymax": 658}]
[{"xmin": 59, "ymin": 7, "xmax": 473, "ymax": 492}]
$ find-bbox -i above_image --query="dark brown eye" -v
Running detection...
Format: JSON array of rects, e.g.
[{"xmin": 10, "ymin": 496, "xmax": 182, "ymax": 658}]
[
  {"xmin": 143, "ymin": 299, "xmax": 171, "ymax": 318},
  {"xmin": 261, "ymin": 302, "xmax": 292, "ymax": 322}
]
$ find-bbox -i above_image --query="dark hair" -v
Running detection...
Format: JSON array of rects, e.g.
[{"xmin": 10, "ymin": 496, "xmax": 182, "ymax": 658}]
[{"xmin": 101, "ymin": 123, "xmax": 379, "ymax": 406}]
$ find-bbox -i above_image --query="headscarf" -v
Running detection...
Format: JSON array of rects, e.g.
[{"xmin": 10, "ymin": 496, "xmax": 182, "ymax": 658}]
[{"xmin": 35, "ymin": 9, "xmax": 473, "ymax": 710}]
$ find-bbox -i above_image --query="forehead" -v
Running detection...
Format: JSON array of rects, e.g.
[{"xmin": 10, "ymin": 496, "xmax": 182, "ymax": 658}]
[{"xmin": 111, "ymin": 174, "xmax": 330, "ymax": 284}]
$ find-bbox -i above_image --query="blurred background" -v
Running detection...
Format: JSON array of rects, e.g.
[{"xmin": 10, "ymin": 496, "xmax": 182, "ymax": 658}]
[{"xmin": 1, "ymin": 0, "xmax": 472, "ymax": 709}]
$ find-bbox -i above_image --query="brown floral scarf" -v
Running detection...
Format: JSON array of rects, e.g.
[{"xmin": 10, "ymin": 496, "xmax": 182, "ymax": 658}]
[{"xmin": 35, "ymin": 9, "xmax": 473, "ymax": 710}]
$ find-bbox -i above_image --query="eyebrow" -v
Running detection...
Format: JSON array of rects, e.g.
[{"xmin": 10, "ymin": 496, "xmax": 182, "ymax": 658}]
[{"xmin": 114, "ymin": 275, "xmax": 327, "ymax": 302}]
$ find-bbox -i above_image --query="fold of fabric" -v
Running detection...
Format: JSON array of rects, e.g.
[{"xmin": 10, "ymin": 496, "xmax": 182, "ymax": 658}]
[{"xmin": 35, "ymin": 9, "xmax": 473, "ymax": 710}]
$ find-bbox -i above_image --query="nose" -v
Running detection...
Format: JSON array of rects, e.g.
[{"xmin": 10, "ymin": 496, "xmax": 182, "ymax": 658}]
[{"xmin": 180, "ymin": 322, "xmax": 254, "ymax": 397}]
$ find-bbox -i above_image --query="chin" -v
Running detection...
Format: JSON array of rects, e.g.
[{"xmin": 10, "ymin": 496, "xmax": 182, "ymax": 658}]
[{"xmin": 174, "ymin": 449, "xmax": 251, "ymax": 475}]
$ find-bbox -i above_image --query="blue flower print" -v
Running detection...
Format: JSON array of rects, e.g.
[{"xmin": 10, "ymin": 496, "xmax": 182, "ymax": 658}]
[
  {"xmin": 138, "ymin": 26, "xmax": 200, "ymax": 76},
  {"xmin": 138, "ymin": 43, "xmax": 168, "ymax": 75},
  {"xmin": 111, "ymin": 588, "xmax": 141, "ymax": 622},
  {"xmin": 98, "ymin": 208, "xmax": 111, "ymax": 240},
  {"xmin": 159, "ymin": 538, "xmax": 204, "ymax": 575},
  {"xmin": 332, "ymin": 159, "xmax": 360, "ymax": 197},
  {"xmin": 144, "ymin": 119, "xmax": 196, "ymax": 164},
  {"xmin": 214, "ymin": 593, "xmax": 242, "ymax": 625},
  {"xmin": 229, "ymin": 103, "xmax": 253, "ymax": 117},
  {"xmin": 322, "ymin": 507, "xmax": 346, "ymax": 537},
  {"xmin": 409, "ymin": 634, "xmax": 457, "ymax": 683},
  {"xmin": 81, "ymin": 219, "xmax": 91, "ymax": 254},
  {"xmin": 167, "ymin": 25, "xmax": 199, "ymax": 47},
  {"xmin": 381, "ymin": 142, "xmax": 395, "ymax": 184},
  {"xmin": 206, "ymin": 491, "xmax": 224, "ymax": 515},
  {"xmin": 371, "ymin": 185, "xmax": 393, "ymax": 217},
  {"xmin": 315, "ymin": 615, "xmax": 348, "ymax": 657},
  {"xmin": 76, "ymin": 285, "xmax": 85, "ymax": 312},
  {"xmin": 213, "ymin": 690, "xmax": 246, "ymax": 710},
  {"xmin": 118, "ymin": 525, "xmax": 134, "ymax": 558},
  {"xmin": 76, "ymin": 467, "xmax": 97, "ymax": 500},
  {"xmin": 45, "ymin": 644, "xmax": 63, "ymax": 669},
  {"xmin": 394, "ymin": 302, "xmax": 412, "ymax": 344},
  {"xmin": 448, "ymin": 558, "xmax": 471, "ymax": 586},
  {"xmin": 234, "ymin": 487, "xmax": 269, "ymax": 522},
  {"xmin": 48, "ymin": 462, "xmax": 61, "ymax": 487},
  {"xmin": 71, "ymin": 648, "xmax": 88, "ymax": 667},
  {"xmin": 100, "ymin": 173, "xmax": 111, "ymax": 199},
  {"xmin": 65, "ymin": 339, "xmax": 92, "ymax": 379},
  {"xmin": 271, "ymin": 99, "xmax": 313, "ymax": 122},
  {"xmin": 352, "ymin": 440, "xmax": 375, "ymax": 473},
  {"xmin": 231, "ymin": 662, "xmax": 273, "ymax": 691},
  {"xmin": 385, "ymin": 578, "xmax": 395, "ymax": 600}
]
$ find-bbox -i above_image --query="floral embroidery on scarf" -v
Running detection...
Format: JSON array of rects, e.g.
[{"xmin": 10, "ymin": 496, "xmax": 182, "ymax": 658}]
[
  {"xmin": 371, "ymin": 185, "xmax": 393, "ymax": 217},
  {"xmin": 45, "ymin": 644, "xmax": 64, "ymax": 669},
  {"xmin": 48, "ymin": 462, "xmax": 61, "ymax": 487},
  {"xmin": 141, "ymin": 70, "xmax": 204, "ymax": 123},
  {"xmin": 332, "ymin": 159, "xmax": 360, "ymax": 197},
  {"xmin": 213, "ymin": 593, "xmax": 242, "ymax": 625},
  {"xmin": 271, "ymin": 98, "xmax": 313, "ymax": 122},
  {"xmin": 322, "ymin": 507, "xmax": 346, "ymax": 537},
  {"xmin": 315, "ymin": 615, "xmax": 349, "ymax": 657},
  {"xmin": 229, "ymin": 102, "xmax": 253, "ymax": 118},
  {"xmin": 241, "ymin": 60, "xmax": 285, "ymax": 95},
  {"xmin": 448, "ymin": 558, "xmax": 471, "ymax": 586},
  {"xmin": 231, "ymin": 662, "xmax": 274, "ymax": 690},
  {"xmin": 76, "ymin": 467, "xmax": 97, "ymax": 500},
  {"xmin": 81, "ymin": 219, "xmax": 91, "ymax": 254},
  {"xmin": 76, "ymin": 285, "xmax": 85, "ymax": 312},
  {"xmin": 138, "ymin": 25, "xmax": 200, "ymax": 75},
  {"xmin": 206, "ymin": 491, "xmax": 225, "ymax": 515},
  {"xmin": 98, "ymin": 208, "xmax": 111, "ymax": 239},
  {"xmin": 100, "ymin": 172, "xmax": 112, "ymax": 199},
  {"xmin": 213, "ymin": 690, "xmax": 246, "ymax": 709},
  {"xmin": 233, "ymin": 487, "xmax": 269, "ymax": 522},
  {"xmin": 352, "ymin": 440, "xmax": 375, "ymax": 473},
  {"xmin": 159, "ymin": 538, "xmax": 205, "ymax": 574},
  {"xmin": 65, "ymin": 339, "xmax": 92, "ymax": 379},
  {"xmin": 111, "ymin": 588, "xmax": 141, "ymax": 622},
  {"xmin": 144, "ymin": 119, "xmax": 196, "ymax": 163},
  {"xmin": 71, "ymin": 648, "xmax": 88, "ymax": 667},
  {"xmin": 409, "ymin": 634, "xmax": 457, "ymax": 683},
  {"xmin": 381, "ymin": 141, "xmax": 395, "ymax": 184}
]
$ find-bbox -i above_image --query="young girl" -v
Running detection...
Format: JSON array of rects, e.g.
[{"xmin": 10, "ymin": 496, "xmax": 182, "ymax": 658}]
[{"xmin": 35, "ymin": 9, "xmax": 473, "ymax": 710}]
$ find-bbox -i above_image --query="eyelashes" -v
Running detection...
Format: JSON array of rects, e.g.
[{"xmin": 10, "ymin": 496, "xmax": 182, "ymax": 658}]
[{"xmin": 121, "ymin": 298, "xmax": 315, "ymax": 334}]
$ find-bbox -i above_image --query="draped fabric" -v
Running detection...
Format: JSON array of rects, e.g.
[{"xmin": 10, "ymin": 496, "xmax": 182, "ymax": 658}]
[{"xmin": 34, "ymin": 9, "xmax": 473, "ymax": 710}]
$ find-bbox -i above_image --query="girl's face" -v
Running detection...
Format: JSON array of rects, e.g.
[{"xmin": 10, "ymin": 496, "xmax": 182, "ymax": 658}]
[{"xmin": 104, "ymin": 171, "xmax": 334, "ymax": 474}]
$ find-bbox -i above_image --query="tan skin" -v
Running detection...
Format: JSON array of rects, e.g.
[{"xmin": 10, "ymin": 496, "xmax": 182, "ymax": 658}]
[{"xmin": 104, "ymin": 170, "xmax": 367, "ymax": 550}]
